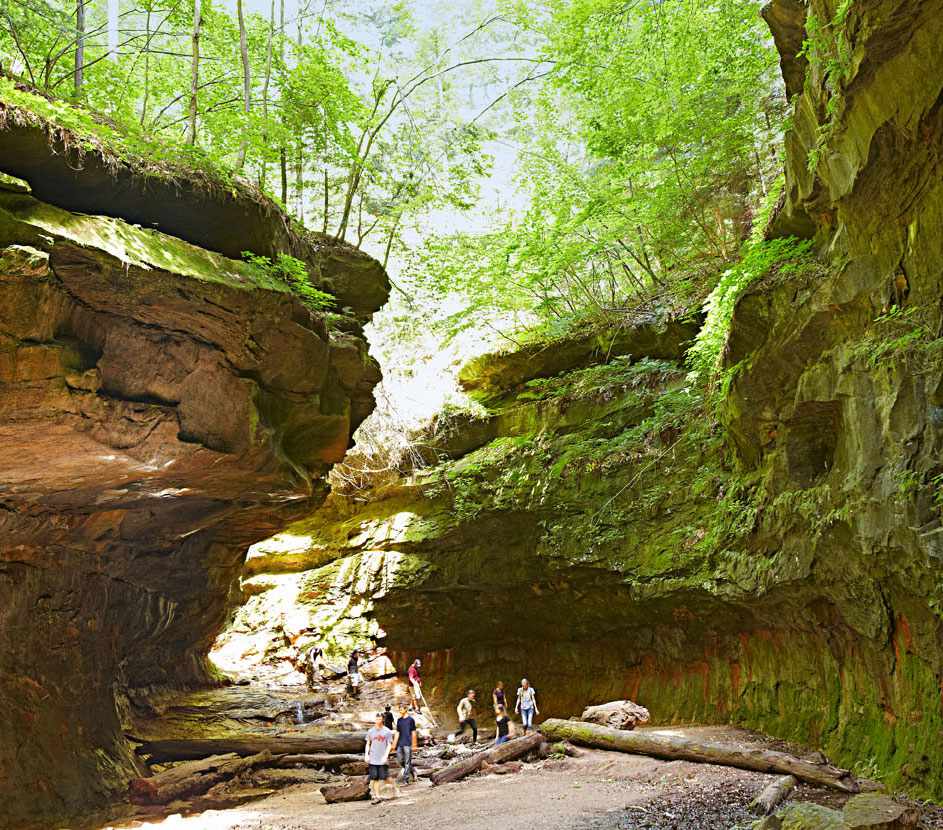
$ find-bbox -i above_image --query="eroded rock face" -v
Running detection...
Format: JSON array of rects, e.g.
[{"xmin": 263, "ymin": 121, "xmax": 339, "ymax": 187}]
[
  {"xmin": 0, "ymin": 173, "xmax": 385, "ymax": 828},
  {"xmin": 0, "ymin": 101, "xmax": 389, "ymax": 320},
  {"xmin": 222, "ymin": 0, "xmax": 943, "ymax": 803}
]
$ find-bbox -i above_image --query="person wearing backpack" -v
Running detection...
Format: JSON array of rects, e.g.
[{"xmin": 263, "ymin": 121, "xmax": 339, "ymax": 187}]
[{"xmin": 515, "ymin": 678, "xmax": 539, "ymax": 733}]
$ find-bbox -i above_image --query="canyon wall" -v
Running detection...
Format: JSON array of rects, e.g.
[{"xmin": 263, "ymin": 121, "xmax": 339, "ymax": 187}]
[
  {"xmin": 0, "ymin": 112, "xmax": 387, "ymax": 828},
  {"xmin": 227, "ymin": 0, "xmax": 943, "ymax": 799}
]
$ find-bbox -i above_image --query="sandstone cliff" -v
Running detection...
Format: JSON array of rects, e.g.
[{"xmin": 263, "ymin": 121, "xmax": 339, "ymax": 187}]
[
  {"xmin": 225, "ymin": 0, "xmax": 943, "ymax": 800},
  {"xmin": 0, "ymin": 113, "xmax": 388, "ymax": 827}
]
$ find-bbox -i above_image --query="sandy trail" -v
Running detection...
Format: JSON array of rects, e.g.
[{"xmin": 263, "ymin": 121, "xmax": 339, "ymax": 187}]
[{"xmin": 100, "ymin": 728, "xmax": 828, "ymax": 830}]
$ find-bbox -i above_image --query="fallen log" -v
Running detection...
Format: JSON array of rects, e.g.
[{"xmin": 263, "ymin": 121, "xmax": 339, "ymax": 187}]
[
  {"xmin": 750, "ymin": 774, "xmax": 797, "ymax": 815},
  {"xmin": 272, "ymin": 753, "xmax": 364, "ymax": 769},
  {"xmin": 581, "ymin": 700, "xmax": 650, "ymax": 731},
  {"xmin": 135, "ymin": 734, "xmax": 366, "ymax": 763},
  {"xmin": 321, "ymin": 777, "xmax": 369, "ymax": 803},
  {"xmin": 539, "ymin": 720, "xmax": 860, "ymax": 793},
  {"xmin": 129, "ymin": 751, "xmax": 273, "ymax": 805},
  {"xmin": 430, "ymin": 733, "xmax": 545, "ymax": 786}
]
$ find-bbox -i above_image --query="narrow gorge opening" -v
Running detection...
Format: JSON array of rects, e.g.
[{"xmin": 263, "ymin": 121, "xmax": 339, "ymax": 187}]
[{"xmin": 3, "ymin": 0, "xmax": 943, "ymax": 829}]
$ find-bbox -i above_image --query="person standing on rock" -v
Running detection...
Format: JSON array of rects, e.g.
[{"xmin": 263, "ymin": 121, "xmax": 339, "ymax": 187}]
[
  {"xmin": 515, "ymin": 679, "xmax": 539, "ymax": 733},
  {"xmin": 305, "ymin": 643, "xmax": 323, "ymax": 690},
  {"xmin": 365, "ymin": 712, "xmax": 397, "ymax": 804},
  {"xmin": 383, "ymin": 704, "xmax": 395, "ymax": 730},
  {"xmin": 494, "ymin": 704, "xmax": 514, "ymax": 745},
  {"xmin": 454, "ymin": 689, "xmax": 478, "ymax": 743},
  {"xmin": 394, "ymin": 703, "xmax": 418, "ymax": 784},
  {"xmin": 492, "ymin": 680, "xmax": 506, "ymax": 712},
  {"xmin": 347, "ymin": 650, "xmax": 361, "ymax": 696},
  {"xmin": 407, "ymin": 658, "xmax": 423, "ymax": 711}
]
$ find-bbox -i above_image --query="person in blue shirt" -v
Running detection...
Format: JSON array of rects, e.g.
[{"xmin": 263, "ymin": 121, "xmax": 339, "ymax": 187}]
[{"xmin": 393, "ymin": 704, "xmax": 418, "ymax": 784}]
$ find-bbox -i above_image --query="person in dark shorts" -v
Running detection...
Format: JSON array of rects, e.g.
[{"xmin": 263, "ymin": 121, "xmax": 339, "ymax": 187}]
[
  {"xmin": 394, "ymin": 704, "xmax": 418, "ymax": 784},
  {"xmin": 494, "ymin": 705, "xmax": 514, "ymax": 745},
  {"xmin": 365, "ymin": 712, "xmax": 397, "ymax": 803}
]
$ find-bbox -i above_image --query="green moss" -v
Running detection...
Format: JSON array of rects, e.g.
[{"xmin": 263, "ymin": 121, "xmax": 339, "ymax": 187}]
[
  {"xmin": 0, "ymin": 190, "xmax": 284, "ymax": 293},
  {"xmin": 0, "ymin": 77, "xmax": 237, "ymax": 189}
]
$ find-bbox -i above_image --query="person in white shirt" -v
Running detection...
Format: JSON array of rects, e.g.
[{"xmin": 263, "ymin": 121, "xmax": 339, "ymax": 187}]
[
  {"xmin": 454, "ymin": 689, "xmax": 478, "ymax": 743},
  {"xmin": 515, "ymin": 678, "xmax": 539, "ymax": 733}
]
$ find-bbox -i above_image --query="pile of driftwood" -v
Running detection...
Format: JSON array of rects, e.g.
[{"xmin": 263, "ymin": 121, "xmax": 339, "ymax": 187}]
[{"xmin": 130, "ymin": 734, "xmax": 370, "ymax": 808}]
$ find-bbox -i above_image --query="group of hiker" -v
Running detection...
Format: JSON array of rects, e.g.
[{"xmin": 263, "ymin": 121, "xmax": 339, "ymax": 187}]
[
  {"xmin": 304, "ymin": 646, "xmax": 541, "ymax": 803},
  {"xmin": 362, "ymin": 668, "xmax": 542, "ymax": 804},
  {"xmin": 408, "ymin": 659, "xmax": 540, "ymax": 741}
]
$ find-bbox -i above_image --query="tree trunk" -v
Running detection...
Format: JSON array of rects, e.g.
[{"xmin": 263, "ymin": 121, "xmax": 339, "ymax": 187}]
[
  {"xmin": 107, "ymin": 0, "xmax": 118, "ymax": 60},
  {"xmin": 74, "ymin": 0, "xmax": 85, "ymax": 97},
  {"xmin": 277, "ymin": 0, "xmax": 287, "ymax": 203},
  {"xmin": 321, "ymin": 777, "xmax": 369, "ymax": 803},
  {"xmin": 580, "ymin": 700, "xmax": 650, "ymax": 731},
  {"xmin": 539, "ymin": 720, "xmax": 860, "ymax": 793},
  {"xmin": 271, "ymin": 753, "xmax": 364, "ymax": 769},
  {"xmin": 750, "ymin": 775, "xmax": 797, "ymax": 816},
  {"xmin": 186, "ymin": 0, "xmax": 202, "ymax": 145},
  {"xmin": 135, "ymin": 734, "xmax": 366, "ymax": 764},
  {"xmin": 129, "ymin": 751, "xmax": 273, "ymax": 805},
  {"xmin": 139, "ymin": 6, "xmax": 150, "ymax": 125},
  {"xmin": 235, "ymin": 0, "xmax": 251, "ymax": 169},
  {"xmin": 429, "ymin": 732, "xmax": 545, "ymax": 786}
]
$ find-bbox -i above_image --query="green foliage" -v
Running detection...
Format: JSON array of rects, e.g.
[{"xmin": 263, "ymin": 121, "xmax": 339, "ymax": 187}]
[
  {"xmin": 687, "ymin": 236, "xmax": 817, "ymax": 386},
  {"xmin": 849, "ymin": 306, "xmax": 943, "ymax": 369},
  {"xmin": 406, "ymin": 0, "xmax": 784, "ymax": 339},
  {"xmin": 800, "ymin": 1, "xmax": 855, "ymax": 173},
  {"xmin": 242, "ymin": 251, "xmax": 334, "ymax": 312}
]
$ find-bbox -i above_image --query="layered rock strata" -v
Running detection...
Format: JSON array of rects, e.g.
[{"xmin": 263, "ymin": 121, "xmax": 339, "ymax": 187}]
[{"xmin": 0, "ymin": 162, "xmax": 386, "ymax": 827}]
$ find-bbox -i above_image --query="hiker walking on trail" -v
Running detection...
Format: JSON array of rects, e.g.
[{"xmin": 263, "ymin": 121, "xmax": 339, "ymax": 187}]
[
  {"xmin": 455, "ymin": 689, "xmax": 478, "ymax": 743},
  {"xmin": 347, "ymin": 650, "xmax": 361, "ymax": 696},
  {"xmin": 407, "ymin": 658, "xmax": 423, "ymax": 711},
  {"xmin": 494, "ymin": 704, "xmax": 514, "ymax": 745},
  {"xmin": 365, "ymin": 712, "xmax": 397, "ymax": 804},
  {"xmin": 492, "ymin": 680, "xmax": 506, "ymax": 712},
  {"xmin": 395, "ymin": 704, "xmax": 418, "ymax": 784},
  {"xmin": 515, "ymin": 678, "xmax": 539, "ymax": 733},
  {"xmin": 305, "ymin": 643, "xmax": 323, "ymax": 690}
]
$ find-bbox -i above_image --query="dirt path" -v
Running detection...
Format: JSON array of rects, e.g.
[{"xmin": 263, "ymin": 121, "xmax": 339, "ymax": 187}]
[{"xmin": 100, "ymin": 728, "xmax": 848, "ymax": 830}]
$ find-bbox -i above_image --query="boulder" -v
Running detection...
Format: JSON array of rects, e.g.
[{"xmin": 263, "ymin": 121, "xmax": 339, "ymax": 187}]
[
  {"xmin": 580, "ymin": 700, "xmax": 651, "ymax": 731},
  {"xmin": 774, "ymin": 803, "xmax": 846, "ymax": 829},
  {"xmin": 842, "ymin": 793, "xmax": 920, "ymax": 829}
]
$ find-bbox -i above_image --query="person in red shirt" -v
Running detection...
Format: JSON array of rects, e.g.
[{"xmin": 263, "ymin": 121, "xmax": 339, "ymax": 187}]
[{"xmin": 407, "ymin": 659, "xmax": 423, "ymax": 712}]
